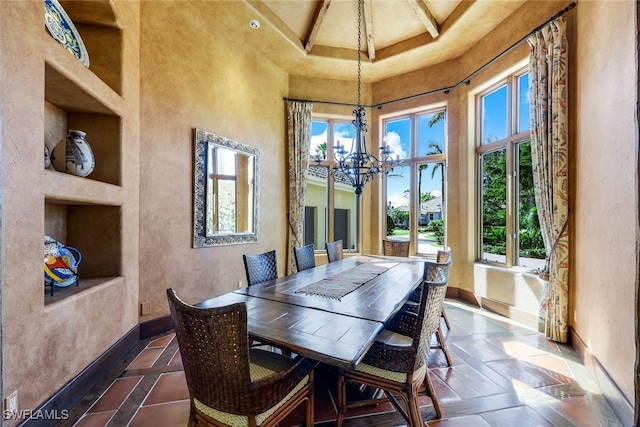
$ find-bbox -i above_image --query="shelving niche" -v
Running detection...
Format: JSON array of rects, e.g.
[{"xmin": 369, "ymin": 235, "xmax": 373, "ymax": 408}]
[{"xmin": 43, "ymin": 1, "xmax": 124, "ymax": 304}]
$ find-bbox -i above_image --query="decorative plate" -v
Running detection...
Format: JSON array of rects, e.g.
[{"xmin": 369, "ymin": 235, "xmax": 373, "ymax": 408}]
[{"xmin": 44, "ymin": 0, "xmax": 90, "ymax": 67}]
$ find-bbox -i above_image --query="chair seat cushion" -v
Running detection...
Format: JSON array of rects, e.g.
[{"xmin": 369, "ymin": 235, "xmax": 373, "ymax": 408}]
[
  {"xmin": 377, "ymin": 329, "xmax": 413, "ymax": 347},
  {"xmin": 194, "ymin": 349, "xmax": 308, "ymax": 426},
  {"xmin": 356, "ymin": 361, "xmax": 426, "ymax": 384}
]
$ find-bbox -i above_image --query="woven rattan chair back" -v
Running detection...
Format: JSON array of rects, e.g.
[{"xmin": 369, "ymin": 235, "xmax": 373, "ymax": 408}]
[
  {"xmin": 166, "ymin": 288, "xmax": 252, "ymax": 413},
  {"xmin": 243, "ymin": 249, "xmax": 278, "ymax": 286},
  {"xmin": 414, "ymin": 269, "xmax": 449, "ymax": 370},
  {"xmin": 294, "ymin": 244, "xmax": 316, "ymax": 272},
  {"xmin": 424, "ymin": 250, "xmax": 453, "ymax": 282},
  {"xmin": 325, "ymin": 240, "xmax": 343, "ymax": 263},
  {"xmin": 383, "ymin": 239, "xmax": 410, "ymax": 257}
]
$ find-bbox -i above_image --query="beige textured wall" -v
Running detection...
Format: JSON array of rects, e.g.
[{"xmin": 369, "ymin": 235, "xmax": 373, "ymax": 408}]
[
  {"xmin": 138, "ymin": 1, "xmax": 290, "ymax": 315},
  {"xmin": 0, "ymin": 0, "xmax": 140, "ymax": 421},
  {"xmin": 572, "ymin": 0, "xmax": 636, "ymax": 405}
]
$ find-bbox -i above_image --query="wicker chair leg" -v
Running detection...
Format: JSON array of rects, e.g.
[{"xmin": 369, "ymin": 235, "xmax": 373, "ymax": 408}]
[
  {"xmin": 436, "ymin": 326, "xmax": 453, "ymax": 366},
  {"xmin": 423, "ymin": 371, "xmax": 442, "ymax": 419},
  {"xmin": 188, "ymin": 402, "xmax": 197, "ymax": 427},
  {"xmin": 335, "ymin": 371, "xmax": 346, "ymax": 427},
  {"xmin": 441, "ymin": 307, "xmax": 451, "ymax": 329},
  {"xmin": 406, "ymin": 390, "xmax": 424, "ymax": 427}
]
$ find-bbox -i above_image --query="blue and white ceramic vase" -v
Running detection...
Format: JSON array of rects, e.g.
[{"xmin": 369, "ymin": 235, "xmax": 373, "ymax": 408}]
[{"xmin": 51, "ymin": 130, "xmax": 95, "ymax": 177}]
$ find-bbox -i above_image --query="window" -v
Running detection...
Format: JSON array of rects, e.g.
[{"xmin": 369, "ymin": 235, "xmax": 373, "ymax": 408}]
[
  {"xmin": 476, "ymin": 71, "xmax": 545, "ymax": 269},
  {"xmin": 383, "ymin": 108, "xmax": 446, "ymax": 257},
  {"xmin": 305, "ymin": 119, "xmax": 358, "ymax": 251}
]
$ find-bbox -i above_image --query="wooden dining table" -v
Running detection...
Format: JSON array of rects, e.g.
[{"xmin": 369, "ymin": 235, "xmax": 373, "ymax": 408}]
[{"xmin": 197, "ymin": 255, "xmax": 424, "ymax": 369}]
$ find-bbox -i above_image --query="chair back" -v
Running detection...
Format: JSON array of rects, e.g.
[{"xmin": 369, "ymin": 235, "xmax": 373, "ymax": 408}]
[
  {"xmin": 383, "ymin": 239, "xmax": 410, "ymax": 257},
  {"xmin": 166, "ymin": 288, "xmax": 251, "ymax": 412},
  {"xmin": 243, "ymin": 249, "xmax": 278, "ymax": 286},
  {"xmin": 294, "ymin": 244, "xmax": 316, "ymax": 272},
  {"xmin": 413, "ymin": 269, "xmax": 449, "ymax": 371},
  {"xmin": 326, "ymin": 240, "xmax": 344, "ymax": 263},
  {"xmin": 424, "ymin": 249, "xmax": 453, "ymax": 281}
]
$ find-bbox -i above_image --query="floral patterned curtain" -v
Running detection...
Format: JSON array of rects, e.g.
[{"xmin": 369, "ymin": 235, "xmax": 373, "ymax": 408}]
[
  {"xmin": 528, "ymin": 17, "xmax": 569, "ymax": 343},
  {"xmin": 286, "ymin": 100, "xmax": 313, "ymax": 274}
]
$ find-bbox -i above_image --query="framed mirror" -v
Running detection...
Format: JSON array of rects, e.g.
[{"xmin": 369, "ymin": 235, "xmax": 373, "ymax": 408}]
[{"xmin": 193, "ymin": 128, "xmax": 260, "ymax": 247}]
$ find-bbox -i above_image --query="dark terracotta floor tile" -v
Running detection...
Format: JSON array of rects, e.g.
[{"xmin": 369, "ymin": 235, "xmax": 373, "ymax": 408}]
[
  {"xmin": 128, "ymin": 401, "xmax": 190, "ymax": 427},
  {"xmin": 430, "ymin": 365, "xmax": 507, "ymax": 399},
  {"xmin": 88, "ymin": 375, "xmax": 142, "ymax": 413},
  {"xmin": 144, "ymin": 371, "xmax": 189, "ymax": 405},
  {"xmin": 147, "ymin": 333, "xmax": 175, "ymax": 349},
  {"xmin": 72, "ymin": 410, "xmax": 115, "ymax": 427},
  {"xmin": 168, "ymin": 348, "xmax": 182, "ymax": 366},
  {"xmin": 126, "ymin": 347, "xmax": 165, "ymax": 370},
  {"xmin": 545, "ymin": 395, "xmax": 602, "ymax": 426},
  {"xmin": 484, "ymin": 337, "xmax": 550, "ymax": 359},
  {"xmin": 480, "ymin": 406, "xmax": 555, "ymax": 426},
  {"xmin": 452, "ymin": 340, "xmax": 511, "ymax": 362},
  {"xmin": 519, "ymin": 354, "xmax": 574, "ymax": 379},
  {"xmin": 485, "ymin": 358, "xmax": 574, "ymax": 390}
]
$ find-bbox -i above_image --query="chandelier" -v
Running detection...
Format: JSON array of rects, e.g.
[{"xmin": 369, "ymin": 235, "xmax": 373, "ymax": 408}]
[{"xmin": 317, "ymin": 0, "xmax": 401, "ymax": 197}]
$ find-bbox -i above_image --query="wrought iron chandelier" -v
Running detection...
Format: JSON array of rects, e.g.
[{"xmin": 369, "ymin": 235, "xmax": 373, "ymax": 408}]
[{"xmin": 319, "ymin": 0, "xmax": 401, "ymax": 197}]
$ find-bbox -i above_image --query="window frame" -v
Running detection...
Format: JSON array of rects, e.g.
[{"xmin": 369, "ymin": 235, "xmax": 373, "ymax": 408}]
[
  {"xmin": 381, "ymin": 105, "xmax": 448, "ymax": 257},
  {"xmin": 475, "ymin": 67, "xmax": 536, "ymax": 268},
  {"xmin": 307, "ymin": 116, "xmax": 361, "ymax": 253}
]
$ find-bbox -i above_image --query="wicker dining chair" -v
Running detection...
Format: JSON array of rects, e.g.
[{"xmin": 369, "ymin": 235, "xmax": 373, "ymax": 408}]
[
  {"xmin": 294, "ymin": 244, "xmax": 316, "ymax": 272},
  {"xmin": 166, "ymin": 288, "xmax": 316, "ymax": 427},
  {"xmin": 243, "ymin": 249, "xmax": 278, "ymax": 286},
  {"xmin": 383, "ymin": 239, "xmax": 410, "ymax": 257},
  {"xmin": 403, "ymin": 249, "xmax": 454, "ymax": 365},
  {"xmin": 335, "ymin": 269, "xmax": 449, "ymax": 426},
  {"xmin": 325, "ymin": 240, "xmax": 344, "ymax": 263}
]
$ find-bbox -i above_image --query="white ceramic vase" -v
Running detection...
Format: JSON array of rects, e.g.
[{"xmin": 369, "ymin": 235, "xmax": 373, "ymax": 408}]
[{"xmin": 51, "ymin": 130, "xmax": 95, "ymax": 177}]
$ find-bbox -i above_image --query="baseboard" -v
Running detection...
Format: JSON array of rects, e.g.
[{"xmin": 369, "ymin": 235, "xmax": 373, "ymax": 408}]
[
  {"xmin": 20, "ymin": 315, "xmax": 175, "ymax": 427},
  {"xmin": 139, "ymin": 314, "xmax": 173, "ymax": 340},
  {"xmin": 570, "ymin": 327, "xmax": 634, "ymax": 427}
]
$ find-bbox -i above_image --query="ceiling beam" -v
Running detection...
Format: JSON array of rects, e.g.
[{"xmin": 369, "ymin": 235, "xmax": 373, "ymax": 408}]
[
  {"xmin": 362, "ymin": 0, "xmax": 375, "ymax": 60},
  {"xmin": 407, "ymin": 0, "xmax": 439, "ymax": 38},
  {"xmin": 304, "ymin": 0, "xmax": 332, "ymax": 53}
]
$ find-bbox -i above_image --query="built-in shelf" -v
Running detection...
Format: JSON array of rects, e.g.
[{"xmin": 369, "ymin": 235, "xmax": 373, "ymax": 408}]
[
  {"xmin": 44, "ymin": 276, "xmax": 123, "ymax": 307},
  {"xmin": 42, "ymin": 0, "xmax": 125, "ymax": 304}
]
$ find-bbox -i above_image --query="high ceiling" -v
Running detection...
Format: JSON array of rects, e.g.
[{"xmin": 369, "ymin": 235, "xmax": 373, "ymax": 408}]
[{"xmin": 235, "ymin": 0, "xmax": 527, "ymax": 82}]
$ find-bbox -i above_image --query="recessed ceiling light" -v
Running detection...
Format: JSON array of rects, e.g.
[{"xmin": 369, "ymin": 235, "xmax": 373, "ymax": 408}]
[{"xmin": 249, "ymin": 20, "xmax": 261, "ymax": 29}]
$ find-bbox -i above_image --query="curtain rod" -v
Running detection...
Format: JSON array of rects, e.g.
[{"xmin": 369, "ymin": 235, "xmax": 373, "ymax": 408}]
[{"xmin": 284, "ymin": 2, "xmax": 576, "ymax": 110}]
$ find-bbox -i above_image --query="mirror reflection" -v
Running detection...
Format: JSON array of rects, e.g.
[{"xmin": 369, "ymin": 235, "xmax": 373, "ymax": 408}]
[{"xmin": 194, "ymin": 129, "xmax": 260, "ymax": 247}]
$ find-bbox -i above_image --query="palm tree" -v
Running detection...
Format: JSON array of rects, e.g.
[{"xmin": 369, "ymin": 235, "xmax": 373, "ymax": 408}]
[{"xmin": 417, "ymin": 111, "xmax": 446, "ymax": 223}]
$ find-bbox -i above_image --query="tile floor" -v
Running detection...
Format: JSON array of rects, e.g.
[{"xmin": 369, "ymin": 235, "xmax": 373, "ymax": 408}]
[{"xmin": 63, "ymin": 300, "xmax": 623, "ymax": 427}]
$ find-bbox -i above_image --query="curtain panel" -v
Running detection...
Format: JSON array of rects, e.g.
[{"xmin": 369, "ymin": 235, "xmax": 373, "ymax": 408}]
[
  {"xmin": 286, "ymin": 101, "xmax": 313, "ymax": 274},
  {"xmin": 528, "ymin": 17, "xmax": 569, "ymax": 343}
]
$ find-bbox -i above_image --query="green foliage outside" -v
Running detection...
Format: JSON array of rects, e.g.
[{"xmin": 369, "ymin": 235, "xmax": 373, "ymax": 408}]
[
  {"xmin": 481, "ymin": 142, "xmax": 544, "ymax": 259},
  {"xmin": 426, "ymin": 219, "xmax": 444, "ymax": 245}
]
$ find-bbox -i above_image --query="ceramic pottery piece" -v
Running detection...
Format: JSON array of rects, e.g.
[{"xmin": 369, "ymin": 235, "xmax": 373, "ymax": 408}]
[
  {"xmin": 52, "ymin": 130, "xmax": 95, "ymax": 177},
  {"xmin": 44, "ymin": 146, "xmax": 51, "ymax": 168},
  {"xmin": 44, "ymin": 0, "xmax": 90, "ymax": 67}
]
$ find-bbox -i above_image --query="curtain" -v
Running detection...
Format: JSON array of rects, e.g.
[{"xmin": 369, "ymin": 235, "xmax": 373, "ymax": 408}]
[
  {"xmin": 528, "ymin": 17, "xmax": 569, "ymax": 343},
  {"xmin": 286, "ymin": 100, "xmax": 313, "ymax": 274}
]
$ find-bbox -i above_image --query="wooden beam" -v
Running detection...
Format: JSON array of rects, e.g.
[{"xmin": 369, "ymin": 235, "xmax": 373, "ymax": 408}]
[
  {"xmin": 407, "ymin": 0, "xmax": 439, "ymax": 38},
  {"xmin": 362, "ymin": 0, "xmax": 375, "ymax": 59},
  {"xmin": 304, "ymin": 0, "xmax": 332, "ymax": 53}
]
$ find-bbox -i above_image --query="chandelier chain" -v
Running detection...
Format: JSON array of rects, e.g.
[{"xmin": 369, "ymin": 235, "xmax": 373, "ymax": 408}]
[{"xmin": 357, "ymin": 0, "xmax": 362, "ymax": 107}]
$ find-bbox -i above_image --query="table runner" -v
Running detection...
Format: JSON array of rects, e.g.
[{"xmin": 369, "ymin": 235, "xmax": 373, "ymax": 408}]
[{"xmin": 295, "ymin": 261, "xmax": 398, "ymax": 300}]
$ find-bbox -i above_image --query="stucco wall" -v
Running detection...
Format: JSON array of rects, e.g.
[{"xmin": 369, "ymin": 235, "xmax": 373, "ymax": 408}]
[
  {"xmin": 572, "ymin": 0, "xmax": 637, "ymax": 407},
  {"xmin": 138, "ymin": 1, "xmax": 290, "ymax": 315}
]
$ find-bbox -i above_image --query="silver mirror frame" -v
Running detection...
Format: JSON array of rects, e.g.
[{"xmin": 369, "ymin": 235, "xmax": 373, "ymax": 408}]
[{"xmin": 193, "ymin": 128, "xmax": 260, "ymax": 247}]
